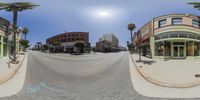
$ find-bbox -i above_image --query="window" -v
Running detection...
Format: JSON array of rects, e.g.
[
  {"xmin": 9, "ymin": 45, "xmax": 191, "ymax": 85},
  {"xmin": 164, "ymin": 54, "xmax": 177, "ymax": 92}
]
[
  {"xmin": 155, "ymin": 42, "xmax": 164, "ymax": 56},
  {"xmin": 172, "ymin": 18, "xmax": 182, "ymax": 25},
  {"xmin": 158, "ymin": 19, "xmax": 167, "ymax": 27},
  {"xmin": 3, "ymin": 24, "xmax": 8, "ymax": 32},
  {"xmin": 187, "ymin": 42, "xmax": 193, "ymax": 56},
  {"xmin": 170, "ymin": 33, "xmax": 178, "ymax": 38},
  {"xmin": 164, "ymin": 41, "xmax": 171, "ymax": 56},
  {"xmin": 3, "ymin": 37, "xmax": 7, "ymax": 43},
  {"xmin": 194, "ymin": 42, "xmax": 199, "ymax": 56},
  {"xmin": 179, "ymin": 33, "xmax": 187, "ymax": 38},
  {"xmin": 141, "ymin": 28, "xmax": 149, "ymax": 37},
  {"xmin": 192, "ymin": 20, "xmax": 200, "ymax": 27},
  {"xmin": 197, "ymin": 36, "xmax": 200, "ymax": 40},
  {"xmin": 189, "ymin": 34, "xmax": 195, "ymax": 39},
  {"xmin": 160, "ymin": 34, "xmax": 168, "ymax": 39}
]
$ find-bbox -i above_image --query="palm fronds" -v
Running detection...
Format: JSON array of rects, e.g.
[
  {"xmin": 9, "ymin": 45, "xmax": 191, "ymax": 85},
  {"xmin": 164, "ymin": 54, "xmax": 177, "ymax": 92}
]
[
  {"xmin": 0, "ymin": 2, "xmax": 39, "ymax": 12},
  {"xmin": 188, "ymin": 2, "xmax": 200, "ymax": 10}
]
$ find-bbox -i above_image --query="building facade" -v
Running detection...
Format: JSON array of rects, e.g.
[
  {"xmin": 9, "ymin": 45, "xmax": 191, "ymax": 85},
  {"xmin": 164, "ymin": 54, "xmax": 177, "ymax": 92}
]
[
  {"xmin": 46, "ymin": 32, "xmax": 90, "ymax": 53},
  {"xmin": 96, "ymin": 33, "xmax": 119, "ymax": 52},
  {"xmin": 135, "ymin": 14, "xmax": 200, "ymax": 59},
  {"xmin": 0, "ymin": 17, "xmax": 10, "ymax": 58}
]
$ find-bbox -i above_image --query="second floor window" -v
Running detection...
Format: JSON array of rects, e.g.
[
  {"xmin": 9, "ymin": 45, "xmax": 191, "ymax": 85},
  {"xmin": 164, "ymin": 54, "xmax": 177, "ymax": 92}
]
[
  {"xmin": 158, "ymin": 19, "xmax": 167, "ymax": 28},
  {"xmin": 172, "ymin": 18, "xmax": 182, "ymax": 25},
  {"xmin": 3, "ymin": 25, "xmax": 8, "ymax": 32},
  {"xmin": 192, "ymin": 20, "xmax": 200, "ymax": 27}
]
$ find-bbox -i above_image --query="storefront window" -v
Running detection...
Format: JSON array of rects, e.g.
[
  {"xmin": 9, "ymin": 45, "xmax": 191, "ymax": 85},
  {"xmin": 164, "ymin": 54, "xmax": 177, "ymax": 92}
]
[
  {"xmin": 155, "ymin": 42, "xmax": 164, "ymax": 56},
  {"xmin": 187, "ymin": 42, "xmax": 193, "ymax": 56},
  {"xmin": 0, "ymin": 36, "xmax": 1, "ymax": 56},
  {"xmin": 3, "ymin": 44, "xmax": 7, "ymax": 57},
  {"xmin": 3, "ymin": 37, "xmax": 7, "ymax": 43},
  {"xmin": 164, "ymin": 41, "xmax": 171, "ymax": 56},
  {"xmin": 0, "ymin": 42, "xmax": 1, "ymax": 56},
  {"xmin": 194, "ymin": 42, "xmax": 199, "ymax": 56}
]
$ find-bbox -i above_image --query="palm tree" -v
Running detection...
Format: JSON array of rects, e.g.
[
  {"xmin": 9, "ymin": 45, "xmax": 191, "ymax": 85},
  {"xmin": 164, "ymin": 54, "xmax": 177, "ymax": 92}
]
[
  {"xmin": 22, "ymin": 27, "xmax": 29, "ymax": 40},
  {"xmin": 188, "ymin": 2, "xmax": 200, "ymax": 10},
  {"xmin": 128, "ymin": 23, "xmax": 136, "ymax": 54},
  {"xmin": 0, "ymin": 2, "xmax": 39, "ymax": 62}
]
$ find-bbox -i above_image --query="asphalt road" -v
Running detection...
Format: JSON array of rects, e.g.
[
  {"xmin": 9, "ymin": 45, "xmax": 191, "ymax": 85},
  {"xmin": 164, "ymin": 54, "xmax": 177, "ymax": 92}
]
[{"xmin": 1, "ymin": 51, "xmax": 192, "ymax": 100}]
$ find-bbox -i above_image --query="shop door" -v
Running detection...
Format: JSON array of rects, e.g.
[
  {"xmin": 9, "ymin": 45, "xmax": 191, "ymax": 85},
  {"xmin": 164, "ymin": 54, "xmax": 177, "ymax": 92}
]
[{"xmin": 173, "ymin": 45, "xmax": 185, "ymax": 58}]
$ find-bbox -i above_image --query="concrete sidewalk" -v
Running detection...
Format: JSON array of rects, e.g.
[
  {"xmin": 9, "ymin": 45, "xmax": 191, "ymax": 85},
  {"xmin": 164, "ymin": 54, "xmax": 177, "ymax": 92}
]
[
  {"xmin": 130, "ymin": 53, "xmax": 200, "ymax": 88},
  {"xmin": 0, "ymin": 54, "xmax": 25, "ymax": 85},
  {"xmin": 0, "ymin": 58, "xmax": 10, "ymax": 78},
  {"xmin": 0, "ymin": 53, "xmax": 27, "ymax": 97},
  {"xmin": 128, "ymin": 54, "xmax": 200, "ymax": 98}
]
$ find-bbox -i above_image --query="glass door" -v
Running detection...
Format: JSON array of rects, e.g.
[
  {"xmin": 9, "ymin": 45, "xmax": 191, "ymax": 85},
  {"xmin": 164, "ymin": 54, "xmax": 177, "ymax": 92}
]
[
  {"xmin": 179, "ymin": 46, "xmax": 184, "ymax": 57},
  {"xmin": 173, "ymin": 46, "xmax": 178, "ymax": 57},
  {"xmin": 173, "ymin": 45, "xmax": 185, "ymax": 58}
]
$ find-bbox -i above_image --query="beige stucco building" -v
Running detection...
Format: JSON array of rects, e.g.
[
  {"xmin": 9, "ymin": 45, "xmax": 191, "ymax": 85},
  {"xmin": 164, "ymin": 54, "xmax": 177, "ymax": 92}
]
[
  {"xmin": 0, "ymin": 16, "xmax": 21, "ymax": 58},
  {"xmin": 134, "ymin": 14, "xmax": 200, "ymax": 59}
]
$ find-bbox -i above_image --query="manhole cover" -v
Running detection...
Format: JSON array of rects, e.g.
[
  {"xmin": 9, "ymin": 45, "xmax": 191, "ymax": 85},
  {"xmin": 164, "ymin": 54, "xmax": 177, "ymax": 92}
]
[{"xmin": 195, "ymin": 74, "xmax": 200, "ymax": 78}]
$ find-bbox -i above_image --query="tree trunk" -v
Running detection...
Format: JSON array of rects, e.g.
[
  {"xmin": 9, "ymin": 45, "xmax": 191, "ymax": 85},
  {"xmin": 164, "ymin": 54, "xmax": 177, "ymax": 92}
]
[
  {"xmin": 13, "ymin": 11, "xmax": 18, "ymax": 62},
  {"xmin": 25, "ymin": 34, "xmax": 26, "ymax": 40},
  {"xmin": 130, "ymin": 30, "xmax": 133, "ymax": 54}
]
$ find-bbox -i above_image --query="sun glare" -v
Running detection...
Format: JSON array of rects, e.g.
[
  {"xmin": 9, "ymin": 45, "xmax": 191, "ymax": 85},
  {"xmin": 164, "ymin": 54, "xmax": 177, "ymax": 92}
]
[{"xmin": 98, "ymin": 11, "xmax": 109, "ymax": 17}]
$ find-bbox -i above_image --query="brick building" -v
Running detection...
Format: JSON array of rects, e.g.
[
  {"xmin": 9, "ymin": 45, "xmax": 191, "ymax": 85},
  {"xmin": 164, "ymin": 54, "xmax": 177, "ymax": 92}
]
[{"xmin": 46, "ymin": 32, "xmax": 90, "ymax": 53}]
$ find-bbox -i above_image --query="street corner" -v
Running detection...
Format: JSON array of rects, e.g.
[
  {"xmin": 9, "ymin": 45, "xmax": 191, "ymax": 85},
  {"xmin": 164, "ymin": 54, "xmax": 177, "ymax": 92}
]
[
  {"xmin": 0, "ymin": 53, "xmax": 28, "ymax": 97},
  {"xmin": 0, "ymin": 53, "xmax": 27, "ymax": 85},
  {"xmin": 131, "ymin": 54, "xmax": 200, "ymax": 88},
  {"xmin": 128, "ymin": 54, "xmax": 200, "ymax": 98}
]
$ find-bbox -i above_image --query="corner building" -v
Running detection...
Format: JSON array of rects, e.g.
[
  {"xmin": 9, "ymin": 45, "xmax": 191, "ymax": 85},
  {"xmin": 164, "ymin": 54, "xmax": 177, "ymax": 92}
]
[
  {"xmin": 135, "ymin": 14, "xmax": 200, "ymax": 59},
  {"xmin": 0, "ymin": 17, "xmax": 10, "ymax": 58},
  {"xmin": 46, "ymin": 32, "xmax": 90, "ymax": 53}
]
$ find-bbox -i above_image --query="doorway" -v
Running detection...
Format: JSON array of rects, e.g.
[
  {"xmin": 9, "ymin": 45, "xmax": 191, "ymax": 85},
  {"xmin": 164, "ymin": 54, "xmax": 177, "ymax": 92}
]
[{"xmin": 173, "ymin": 45, "xmax": 185, "ymax": 58}]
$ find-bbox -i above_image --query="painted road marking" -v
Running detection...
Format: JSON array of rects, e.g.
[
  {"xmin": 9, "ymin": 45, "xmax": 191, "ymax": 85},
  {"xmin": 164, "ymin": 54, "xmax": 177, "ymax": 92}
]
[{"xmin": 24, "ymin": 82, "xmax": 66, "ymax": 93}]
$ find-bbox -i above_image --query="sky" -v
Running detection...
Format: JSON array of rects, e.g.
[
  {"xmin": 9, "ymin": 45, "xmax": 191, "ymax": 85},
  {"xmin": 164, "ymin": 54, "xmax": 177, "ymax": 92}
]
[{"xmin": 0, "ymin": 0, "xmax": 200, "ymax": 47}]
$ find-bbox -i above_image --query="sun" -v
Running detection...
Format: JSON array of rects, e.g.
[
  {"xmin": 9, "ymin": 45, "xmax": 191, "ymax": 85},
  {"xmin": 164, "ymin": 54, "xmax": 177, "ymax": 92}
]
[
  {"xmin": 85, "ymin": 8, "xmax": 116, "ymax": 19},
  {"xmin": 98, "ymin": 11, "xmax": 109, "ymax": 17}
]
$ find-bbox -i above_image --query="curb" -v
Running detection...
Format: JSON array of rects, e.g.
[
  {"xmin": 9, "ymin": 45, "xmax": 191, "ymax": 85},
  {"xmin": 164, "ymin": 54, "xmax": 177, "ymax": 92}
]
[
  {"xmin": 0, "ymin": 53, "xmax": 26, "ymax": 84},
  {"xmin": 129, "ymin": 54, "xmax": 200, "ymax": 88}
]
